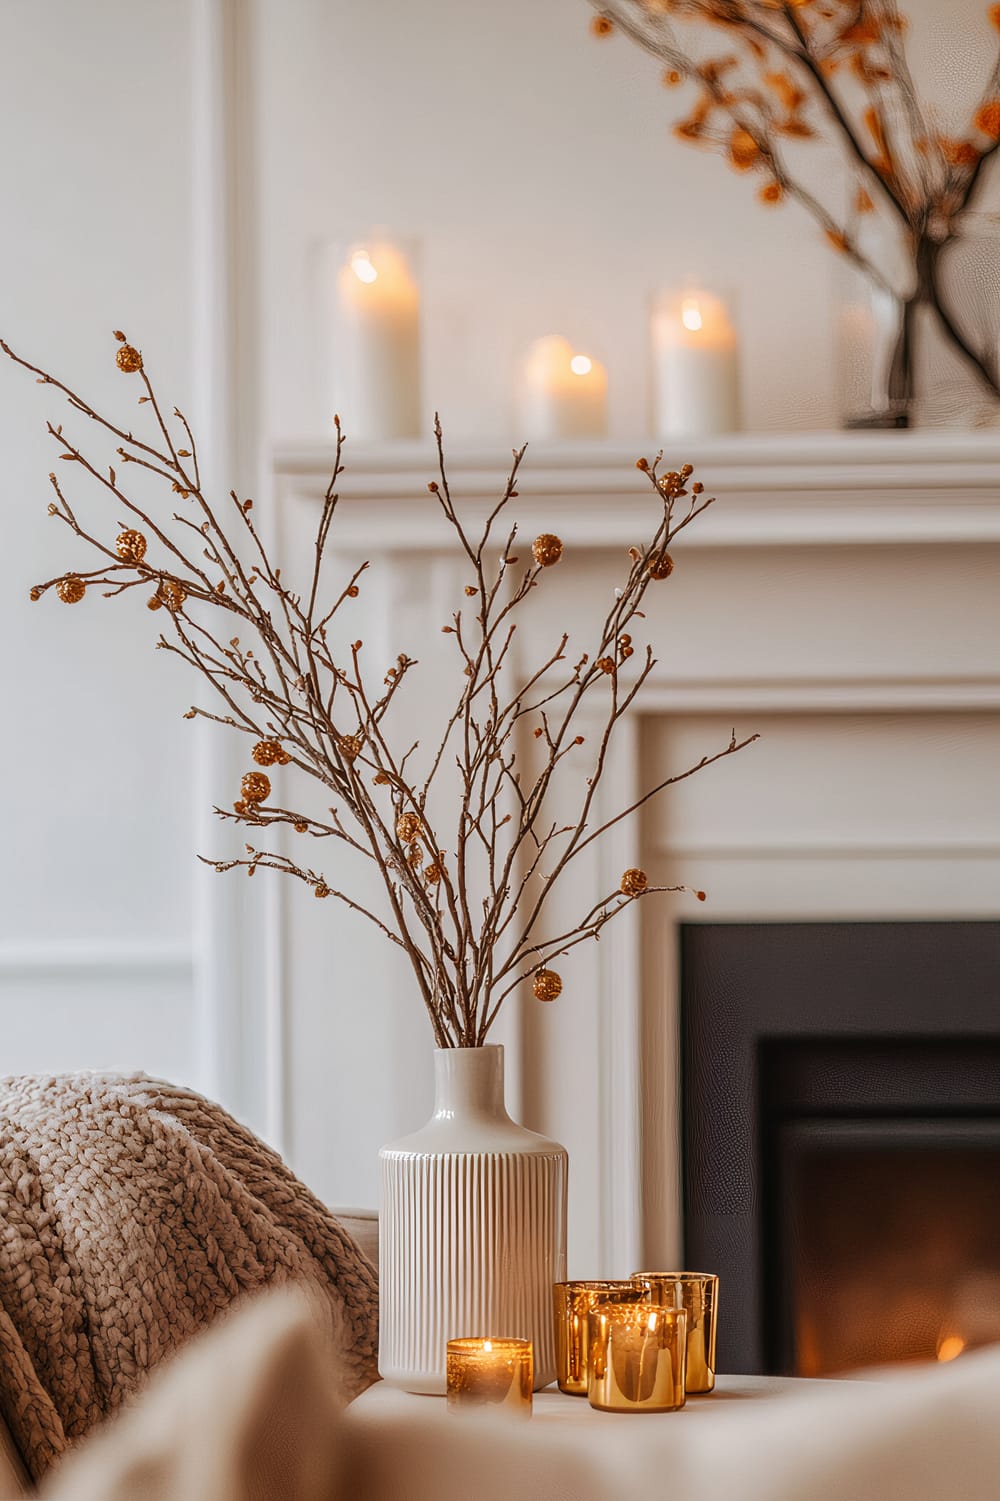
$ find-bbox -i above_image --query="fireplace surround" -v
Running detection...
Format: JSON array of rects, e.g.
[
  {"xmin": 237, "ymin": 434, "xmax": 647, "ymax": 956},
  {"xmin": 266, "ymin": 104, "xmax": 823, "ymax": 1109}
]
[
  {"xmin": 274, "ymin": 433, "xmax": 1000, "ymax": 1266},
  {"xmin": 681, "ymin": 921, "xmax": 1000, "ymax": 1375}
]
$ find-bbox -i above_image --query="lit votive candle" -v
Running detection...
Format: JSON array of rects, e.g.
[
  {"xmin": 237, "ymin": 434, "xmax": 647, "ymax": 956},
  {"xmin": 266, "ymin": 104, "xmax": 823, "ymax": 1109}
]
[
  {"xmin": 587, "ymin": 1302, "xmax": 687, "ymax": 1413},
  {"xmin": 651, "ymin": 289, "xmax": 740, "ymax": 437},
  {"xmin": 632, "ymin": 1272, "xmax": 719, "ymax": 1393},
  {"xmin": 518, "ymin": 334, "xmax": 608, "ymax": 439},
  {"xmin": 333, "ymin": 237, "xmax": 421, "ymax": 440},
  {"xmin": 553, "ymin": 1281, "xmax": 649, "ymax": 1396},
  {"xmin": 446, "ymin": 1337, "xmax": 533, "ymax": 1418}
]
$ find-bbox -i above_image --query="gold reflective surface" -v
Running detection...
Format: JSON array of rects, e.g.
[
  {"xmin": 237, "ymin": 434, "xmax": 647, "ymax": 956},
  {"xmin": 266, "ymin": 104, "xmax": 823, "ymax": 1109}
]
[
  {"xmin": 445, "ymin": 1337, "xmax": 533, "ymax": 1418},
  {"xmin": 632, "ymin": 1271, "xmax": 719, "ymax": 1393},
  {"xmin": 552, "ymin": 1280, "xmax": 649, "ymax": 1395},
  {"xmin": 587, "ymin": 1304, "xmax": 687, "ymax": 1413}
]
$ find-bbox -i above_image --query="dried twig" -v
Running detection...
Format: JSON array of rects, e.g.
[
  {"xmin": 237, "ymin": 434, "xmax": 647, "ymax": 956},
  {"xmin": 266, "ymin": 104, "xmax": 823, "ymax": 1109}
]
[{"xmin": 8, "ymin": 334, "xmax": 757, "ymax": 1046}]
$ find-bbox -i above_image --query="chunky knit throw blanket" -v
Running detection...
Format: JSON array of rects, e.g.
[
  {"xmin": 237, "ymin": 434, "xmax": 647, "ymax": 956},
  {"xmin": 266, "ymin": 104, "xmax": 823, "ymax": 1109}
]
[{"xmin": 0, "ymin": 1073, "xmax": 379, "ymax": 1482}]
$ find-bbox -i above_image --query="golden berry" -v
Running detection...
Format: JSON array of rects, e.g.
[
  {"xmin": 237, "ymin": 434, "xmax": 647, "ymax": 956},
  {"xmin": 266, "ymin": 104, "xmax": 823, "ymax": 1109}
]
[
  {"xmin": 294, "ymin": 821, "xmax": 308, "ymax": 833},
  {"xmin": 590, "ymin": 14, "xmax": 613, "ymax": 36},
  {"xmin": 56, "ymin": 575, "xmax": 86, "ymax": 604},
  {"xmin": 233, "ymin": 800, "xmax": 247, "ymax": 815},
  {"xmin": 532, "ymin": 533, "xmax": 564, "ymax": 568},
  {"xmin": 315, "ymin": 883, "xmax": 331, "ymax": 899},
  {"xmin": 29, "ymin": 586, "xmax": 42, "ymax": 602},
  {"xmin": 620, "ymin": 868, "xmax": 648, "ymax": 897},
  {"xmin": 116, "ymin": 529, "xmax": 147, "ymax": 565},
  {"xmin": 647, "ymin": 552, "xmax": 674, "ymax": 581},
  {"xmin": 597, "ymin": 656, "xmax": 615, "ymax": 674},
  {"xmin": 425, "ymin": 862, "xmax": 443, "ymax": 885},
  {"xmin": 116, "ymin": 344, "xmax": 143, "ymax": 374},
  {"xmin": 158, "ymin": 579, "xmax": 187, "ymax": 611},
  {"xmin": 396, "ymin": 812, "xmax": 423, "ymax": 843},
  {"xmin": 252, "ymin": 739, "xmax": 284, "ymax": 767},
  {"xmin": 407, "ymin": 844, "xmax": 424, "ymax": 869},
  {"xmin": 338, "ymin": 734, "xmax": 363, "ymax": 762},
  {"xmin": 533, "ymin": 969, "xmax": 563, "ymax": 1003},
  {"xmin": 241, "ymin": 771, "xmax": 270, "ymax": 805}
]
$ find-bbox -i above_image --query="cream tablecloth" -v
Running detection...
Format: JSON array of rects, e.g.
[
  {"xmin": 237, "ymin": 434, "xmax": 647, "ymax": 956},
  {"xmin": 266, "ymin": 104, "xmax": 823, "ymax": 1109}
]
[{"xmin": 343, "ymin": 1353, "xmax": 1000, "ymax": 1501}]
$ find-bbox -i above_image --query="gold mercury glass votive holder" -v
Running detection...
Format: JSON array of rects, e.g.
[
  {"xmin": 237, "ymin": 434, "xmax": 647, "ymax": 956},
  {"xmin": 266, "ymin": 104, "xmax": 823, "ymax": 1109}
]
[
  {"xmin": 552, "ymin": 1281, "xmax": 650, "ymax": 1396},
  {"xmin": 631, "ymin": 1272, "xmax": 719, "ymax": 1394},
  {"xmin": 445, "ymin": 1337, "xmax": 533, "ymax": 1419},
  {"xmin": 587, "ymin": 1302, "xmax": 687, "ymax": 1413}
]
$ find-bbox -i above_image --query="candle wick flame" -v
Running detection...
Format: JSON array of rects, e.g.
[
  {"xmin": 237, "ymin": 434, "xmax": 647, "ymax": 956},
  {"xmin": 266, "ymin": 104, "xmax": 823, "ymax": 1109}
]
[
  {"xmin": 483, "ymin": 1339, "xmax": 493, "ymax": 1353},
  {"xmin": 570, "ymin": 354, "xmax": 593, "ymax": 376},
  {"xmin": 351, "ymin": 251, "xmax": 378, "ymax": 284},
  {"xmin": 681, "ymin": 299, "xmax": 703, "ymax": 332}
]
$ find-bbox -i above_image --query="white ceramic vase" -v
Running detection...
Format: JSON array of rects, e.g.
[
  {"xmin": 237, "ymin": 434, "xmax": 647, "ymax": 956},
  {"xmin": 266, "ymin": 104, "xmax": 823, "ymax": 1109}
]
[{"xmin": 378, "ymin": 1044, "xmax": 568, "ymax": 1393}]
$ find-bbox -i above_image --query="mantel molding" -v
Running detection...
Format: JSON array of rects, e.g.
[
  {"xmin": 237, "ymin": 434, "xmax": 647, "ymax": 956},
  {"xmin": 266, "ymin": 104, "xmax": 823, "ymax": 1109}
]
[{"xmin": 274, "ymin": 432, "xmax": 1000, "ymax": 549}]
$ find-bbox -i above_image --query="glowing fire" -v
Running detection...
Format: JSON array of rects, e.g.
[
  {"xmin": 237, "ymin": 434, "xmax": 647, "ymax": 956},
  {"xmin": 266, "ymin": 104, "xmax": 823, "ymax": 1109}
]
[{"xmin": 936, "ymin": 1334, "xmax": 966, "ymax": 1363}]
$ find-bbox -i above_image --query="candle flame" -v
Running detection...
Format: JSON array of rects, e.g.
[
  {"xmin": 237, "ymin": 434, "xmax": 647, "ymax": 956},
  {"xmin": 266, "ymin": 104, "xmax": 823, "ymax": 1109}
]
[
  {"xmin": 681, "ymin": 298, "xmax": 703, "ymax": 332},
  {"xmin": 483, "ymin": 1339, "xmax": 493, "ymax": 1353},
  {"xmin": 351, "ymin": 251, "xmax": 378, "ymax": 284},
  {"xmin": 570, "ymin": 354, "xmax": 593, "ymax": 376},
  {"xmin": 647, "ymin": 1310, "xmax": 658, "ymax": 1331},
  {"xmin": 937, "ymin": 1334, "xmax": 965, "ymax": 1363}
]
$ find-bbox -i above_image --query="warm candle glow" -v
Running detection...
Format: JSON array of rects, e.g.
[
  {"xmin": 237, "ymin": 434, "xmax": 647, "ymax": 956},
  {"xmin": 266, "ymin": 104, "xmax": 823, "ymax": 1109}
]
[
  {"xmin": 681, "ymin": 298, "xmax": 703, "ymax": 332},
  {"xmin": 553, "ymin": 1281, "xmax": 649, "ymax": 1396},
  {"xmin": 631, "ymin": 1272, "xmax": 720, "ymax": 1394},
  {"xmin": 518, "ymin": 336, "xmax": 607, "ymax": 438},
  {"xmin": 937, "ymin": 1334, "xmax": 965, "ymax": 1362},
  {"xmin": 446, "ymin": 1337, "xmax": 533, "ymax": 1418},
  {"xmin": 350, "ymin": 251, "xmax": 378, "ymax": 284},
  {"xmin": 587, "ymin": 1303, "xmax": 687, "ymax": 1413},
  {"xmin": 332, "ymin": 237, "xmax": 421, "ymax": 439},
  {"xmin": 651, "ymin": 289, "xmax": 740, "ymax": 436}
]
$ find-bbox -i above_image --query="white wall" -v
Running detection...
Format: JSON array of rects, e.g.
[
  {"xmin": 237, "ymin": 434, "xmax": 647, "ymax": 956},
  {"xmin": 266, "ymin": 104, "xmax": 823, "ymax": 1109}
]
[{"xmin": 0, "ymin": 3, "xmax": 201, "ymax": 1084}]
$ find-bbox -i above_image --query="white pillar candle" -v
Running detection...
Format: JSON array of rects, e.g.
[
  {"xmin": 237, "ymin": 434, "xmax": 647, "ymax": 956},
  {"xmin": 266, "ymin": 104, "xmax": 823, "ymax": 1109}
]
[
  {"xmin": 334, "ymin": 239, "xmax": 421, "ymax": 440},
  {"xmin": 652, "ymin": 290, "xmax": 740, "ymax": 437},
  {"xmin": 518, "ymin": 335, "xmax": 608, "ymax": 439}
]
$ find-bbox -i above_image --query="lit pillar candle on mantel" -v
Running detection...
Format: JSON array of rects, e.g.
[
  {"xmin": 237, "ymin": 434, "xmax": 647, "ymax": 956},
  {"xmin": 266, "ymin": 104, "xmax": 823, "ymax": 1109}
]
[
  {"xmin": 652, "ymin": 289, "xmax": 740, "ymax": 438},
  {"xmin": 334, "ymin": 238, "xmax": 421, "ymax": 440},
  {"xmin": 519, "ymin": 334, "xmax": 608, "ymax": 439}
]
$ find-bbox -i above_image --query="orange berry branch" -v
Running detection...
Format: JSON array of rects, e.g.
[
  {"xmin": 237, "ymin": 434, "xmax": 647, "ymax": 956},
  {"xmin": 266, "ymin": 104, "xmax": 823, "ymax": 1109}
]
[
  {"xmin": 590, "ymin": 1, "xmax": 1000, "ymax": 421},
  {"xmin": 5, "ymin": 334, "xmax": 756, "ymax": 1046}
]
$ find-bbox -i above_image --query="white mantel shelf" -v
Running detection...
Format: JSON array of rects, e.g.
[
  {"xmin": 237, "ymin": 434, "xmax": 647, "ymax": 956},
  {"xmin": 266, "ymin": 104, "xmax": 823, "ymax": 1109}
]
[{"xmin": 273, "ymin": 432, "xmax": 1000, "ymax": 549}]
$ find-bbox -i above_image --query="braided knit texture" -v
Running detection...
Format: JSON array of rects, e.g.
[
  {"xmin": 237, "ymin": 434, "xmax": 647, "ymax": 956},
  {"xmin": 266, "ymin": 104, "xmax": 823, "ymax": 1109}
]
[{"xmin": 0, "ymin": 1072, "xmax": 379, "ymax": 1481}]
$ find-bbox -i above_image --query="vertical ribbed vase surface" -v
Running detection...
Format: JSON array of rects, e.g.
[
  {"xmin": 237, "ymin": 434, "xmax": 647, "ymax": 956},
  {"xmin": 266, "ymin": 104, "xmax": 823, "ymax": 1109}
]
[{"xmin": 378, "ymin": 1044, "xmax": 568, "ymax": 1394}]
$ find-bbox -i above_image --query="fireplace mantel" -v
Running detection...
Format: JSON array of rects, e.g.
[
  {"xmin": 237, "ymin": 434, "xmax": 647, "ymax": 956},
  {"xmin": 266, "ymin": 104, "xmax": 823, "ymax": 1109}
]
[
  {"xmin": 274, "ymin": 431, "xmax": 1000, "ymax": 549},
  {"xmin": 272, "ymin": 433, "xmax": 1000, "ymax": 1278}
]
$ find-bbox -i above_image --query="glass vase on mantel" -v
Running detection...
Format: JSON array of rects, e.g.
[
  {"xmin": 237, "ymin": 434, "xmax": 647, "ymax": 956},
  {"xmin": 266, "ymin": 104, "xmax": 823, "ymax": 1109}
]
[
  {"xmin": 837, "ymin": 215, "xmax": 1000, "ymax": 430},
  {"xmin": 378, "ymin": 1044, "xmax": 568, "ymax": 1394}
]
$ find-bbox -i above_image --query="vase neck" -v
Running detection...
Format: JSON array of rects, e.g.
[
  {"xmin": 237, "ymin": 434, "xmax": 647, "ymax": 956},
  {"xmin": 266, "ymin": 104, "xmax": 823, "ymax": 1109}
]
[{"xmin": 432, "ymin": 1045, "xmax": 510, "ymax": 1124}]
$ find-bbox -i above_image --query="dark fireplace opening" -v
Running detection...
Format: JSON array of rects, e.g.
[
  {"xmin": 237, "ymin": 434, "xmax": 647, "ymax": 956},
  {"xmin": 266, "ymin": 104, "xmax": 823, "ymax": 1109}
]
[{"xmin": 680, "ymin": 922, "xmax": 1000, "ymax": 1378}]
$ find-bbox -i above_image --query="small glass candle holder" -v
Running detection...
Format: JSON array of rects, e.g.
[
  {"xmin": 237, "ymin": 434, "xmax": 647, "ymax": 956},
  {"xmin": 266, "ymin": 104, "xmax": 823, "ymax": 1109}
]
[
  {"xmin": 552, "ymin": 1281, "xmax": 649, "ymax": 1396},
  {"xmin": 631, "ymin": 1272, "xmax": 719, "ymax": 1394},
  {"xmin": 587, "ymin": 1303, "xmax": 687, "ymax": 1413},
  {"xmin": 445, "ymin": 1337, "xmax": 533, "ymax": 1419}
]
